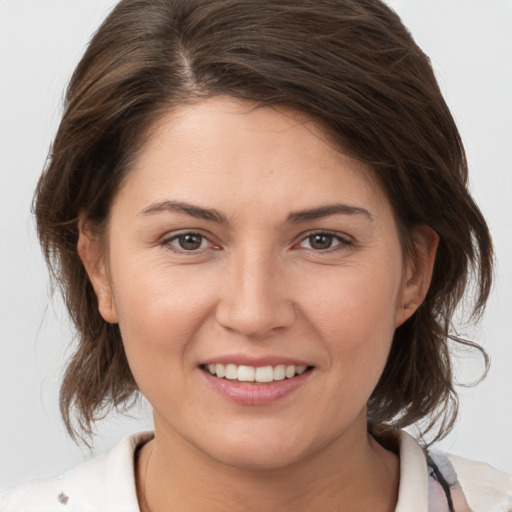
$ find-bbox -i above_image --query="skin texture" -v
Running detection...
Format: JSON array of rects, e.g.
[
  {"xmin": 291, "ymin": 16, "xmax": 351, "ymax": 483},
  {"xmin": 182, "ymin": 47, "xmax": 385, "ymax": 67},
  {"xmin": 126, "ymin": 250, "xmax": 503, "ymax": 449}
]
[{"xmin": 79, "ymin": 97, "xmax": 438, "ymax": 511}]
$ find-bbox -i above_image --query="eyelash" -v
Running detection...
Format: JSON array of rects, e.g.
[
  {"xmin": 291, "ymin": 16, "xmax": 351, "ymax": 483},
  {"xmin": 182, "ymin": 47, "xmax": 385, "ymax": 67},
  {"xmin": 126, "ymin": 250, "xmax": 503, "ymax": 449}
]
[
  {"xmin": 296, "ymin": 231, "xmax": 353, "ymax": 253},
  {"xmin": 161, "ymin": 230, "xmax": 352, "ymax": 254},
  {"xmin": 161, "ymin": 231, "xmax": 217, "ymax": 254}
]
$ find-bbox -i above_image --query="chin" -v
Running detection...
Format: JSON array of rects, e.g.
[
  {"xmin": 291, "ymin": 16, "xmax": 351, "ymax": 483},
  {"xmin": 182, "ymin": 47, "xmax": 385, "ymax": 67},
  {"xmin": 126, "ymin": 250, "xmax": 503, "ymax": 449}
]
[
  {"xmin": 192, "ymin": 421, "xmax": 323, "ymax": 471},
  {"xmin": 206, "ymin": 443, "xmax": 307, "ymax": 471}
]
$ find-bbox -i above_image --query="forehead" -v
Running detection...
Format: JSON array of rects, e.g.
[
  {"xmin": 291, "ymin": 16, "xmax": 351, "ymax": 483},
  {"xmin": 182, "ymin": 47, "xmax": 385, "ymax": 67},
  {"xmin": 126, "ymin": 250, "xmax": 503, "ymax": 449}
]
[{"xmin": 118, "ymin": 97, "xmax": 391, "ymax": 221}]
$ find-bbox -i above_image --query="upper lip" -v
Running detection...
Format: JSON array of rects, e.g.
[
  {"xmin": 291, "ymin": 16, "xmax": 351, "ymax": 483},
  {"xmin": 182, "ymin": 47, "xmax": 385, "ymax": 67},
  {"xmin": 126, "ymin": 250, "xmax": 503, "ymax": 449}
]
[{"xmin": 200, "ymin": 355, "xmax": 313, "ymax": 367}]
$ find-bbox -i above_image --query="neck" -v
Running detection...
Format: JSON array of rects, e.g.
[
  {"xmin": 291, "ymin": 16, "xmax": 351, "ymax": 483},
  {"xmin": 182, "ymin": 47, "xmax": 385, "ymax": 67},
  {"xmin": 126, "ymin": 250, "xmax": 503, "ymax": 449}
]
[{"xmin": 136, "ymin": 415, "xmax": 399, "ymax": 512}]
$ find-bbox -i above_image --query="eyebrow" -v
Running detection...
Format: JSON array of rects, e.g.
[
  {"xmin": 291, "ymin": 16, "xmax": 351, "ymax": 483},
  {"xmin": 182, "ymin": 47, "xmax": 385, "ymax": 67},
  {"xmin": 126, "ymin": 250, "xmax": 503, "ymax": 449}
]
[
  {"xmin": 140, "ymin": 200, "xmax": 229, "ymax": 224},
  {"xmin": 286, "ymin": 204, "xmax": 373, "ymax": 223},
  {"xmin": 139, "ymin": 200, "xmax": 373, "ymax": 224}
]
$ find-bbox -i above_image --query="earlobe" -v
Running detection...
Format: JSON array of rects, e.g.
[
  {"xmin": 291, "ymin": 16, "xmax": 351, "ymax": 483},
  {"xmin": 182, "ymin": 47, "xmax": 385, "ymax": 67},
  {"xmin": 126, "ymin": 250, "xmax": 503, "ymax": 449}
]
[
  {"xmin": 395, "ymin": 225, "xmax": 439, "ymax": 327},
  {"xmin": 77, "ymin": 220, "xmax": 119, "ymax": 324}
]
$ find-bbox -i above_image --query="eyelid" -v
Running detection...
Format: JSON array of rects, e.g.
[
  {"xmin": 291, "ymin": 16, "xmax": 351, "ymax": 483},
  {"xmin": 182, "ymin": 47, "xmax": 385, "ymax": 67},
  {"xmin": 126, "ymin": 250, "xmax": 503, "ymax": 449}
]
[
  {"xmin": 160, "ymin": 229, "xmax": 220, "ymax": 253},
  {"xmin": 294, "ymin": 230, "xmax": 353, "ymax": 252},
  {"xmin": 158, "ymin": 229, "xmax": 352, "ymax": 254}
]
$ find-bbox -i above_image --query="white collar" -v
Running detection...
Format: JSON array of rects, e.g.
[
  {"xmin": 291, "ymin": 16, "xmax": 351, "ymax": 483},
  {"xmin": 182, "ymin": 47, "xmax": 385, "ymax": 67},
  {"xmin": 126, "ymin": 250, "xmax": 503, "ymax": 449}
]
[
  {"xmin": 63, "ymin": 430, "xmax": 428, "ymax": 511},
  {"xmin": 395, "ymin": 431, "xmax": 429, "ymax": 512},
  {"xmin": 59, "ymin": 431, "xmax": 153, "ymax": 511}
]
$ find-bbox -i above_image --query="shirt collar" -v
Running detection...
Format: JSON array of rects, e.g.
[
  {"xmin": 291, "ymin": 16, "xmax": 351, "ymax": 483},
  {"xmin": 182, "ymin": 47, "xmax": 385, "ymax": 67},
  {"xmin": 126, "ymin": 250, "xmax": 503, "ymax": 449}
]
[
  {"xmin": 395, "ymin": 430, "xmax": 429, "ymax": 512},
  {"xmin": 72, "ymin": 430, "xmax": 428, "ymax": 511}
]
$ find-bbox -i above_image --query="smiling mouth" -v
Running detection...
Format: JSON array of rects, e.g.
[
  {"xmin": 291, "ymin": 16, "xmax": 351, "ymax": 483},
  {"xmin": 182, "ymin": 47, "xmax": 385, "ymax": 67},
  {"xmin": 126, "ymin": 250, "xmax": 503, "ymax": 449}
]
[{"xmin": 201, "ymin": 363, "xmax": 313, "ymax": 383}]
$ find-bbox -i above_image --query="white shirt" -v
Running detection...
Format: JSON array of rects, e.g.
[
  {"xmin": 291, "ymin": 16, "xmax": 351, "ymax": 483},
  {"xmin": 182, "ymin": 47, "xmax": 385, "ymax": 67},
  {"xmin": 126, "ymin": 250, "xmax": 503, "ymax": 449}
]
[{"xmin": 1, "ymin": 431, "xmax": 510, "ymax": 511}]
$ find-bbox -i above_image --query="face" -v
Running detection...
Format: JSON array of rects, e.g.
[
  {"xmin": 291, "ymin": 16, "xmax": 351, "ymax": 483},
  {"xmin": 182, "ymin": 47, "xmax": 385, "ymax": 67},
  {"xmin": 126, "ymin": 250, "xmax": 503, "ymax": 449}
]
[{"xmin": 82, "ymin": 97, "xmax": 432, "ymax": 470}]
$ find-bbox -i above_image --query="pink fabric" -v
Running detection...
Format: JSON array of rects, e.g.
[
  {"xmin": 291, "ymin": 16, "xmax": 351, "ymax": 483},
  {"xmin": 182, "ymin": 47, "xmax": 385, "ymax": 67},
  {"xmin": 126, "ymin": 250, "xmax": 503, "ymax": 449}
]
[{"xmin": 428, "ymin": 451, "xmax": 473, "ymax": 512}]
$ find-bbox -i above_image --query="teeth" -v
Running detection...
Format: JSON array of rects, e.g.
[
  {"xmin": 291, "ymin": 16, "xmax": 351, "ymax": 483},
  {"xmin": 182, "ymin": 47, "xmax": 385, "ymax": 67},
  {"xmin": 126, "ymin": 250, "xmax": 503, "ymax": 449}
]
[
  {"xmin": 215, "ymin": 363, "xmax": 226, "ymax": 378},
  {"xmin": 237, "ymin": 365, "xmax": 255, "ymax": 382},
  {"xmin": 285, "ymin": 365, "xmax": 296, "ymax": 378},
  {"xmin": 296, "ymin": 365, "xmax": 306, "ymax": 375},
  {"xmin": 205, "ymin": 363, "xmax": 309, "ymax": 382},
  {"xmin": 225, "ymin": 364, "xmax": 238, "ymax": 380},
  {"xmin": 255, "ymin": 366, "xmax": 274, "ymax": 382},
  {"xmin": 273, "ymin": 365, "xmax": 286, "ymax": 381}
]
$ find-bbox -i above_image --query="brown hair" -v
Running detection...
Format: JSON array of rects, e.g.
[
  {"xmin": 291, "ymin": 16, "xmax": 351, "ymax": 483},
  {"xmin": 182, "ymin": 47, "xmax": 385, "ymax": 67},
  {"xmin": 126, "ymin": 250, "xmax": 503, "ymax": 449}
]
[{"xmin": 35, "ymin": 0, "xmax": 492, "ymax": 444}]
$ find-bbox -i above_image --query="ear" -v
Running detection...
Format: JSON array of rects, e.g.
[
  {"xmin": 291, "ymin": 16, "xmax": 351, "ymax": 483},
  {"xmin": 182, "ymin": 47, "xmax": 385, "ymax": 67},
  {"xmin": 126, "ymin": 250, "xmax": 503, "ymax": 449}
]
[
  {"xmin": 77, "ymin": 219, "xmax": 119, "ymax": 324},
  {"xmin": 395, "ymin": 225, "xmax": 439, "ymax": 327}
]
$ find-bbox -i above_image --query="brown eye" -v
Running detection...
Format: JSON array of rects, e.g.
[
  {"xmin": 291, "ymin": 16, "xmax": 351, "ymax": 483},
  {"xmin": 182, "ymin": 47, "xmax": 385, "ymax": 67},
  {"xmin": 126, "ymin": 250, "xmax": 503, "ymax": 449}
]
[
  {"xmin": 166, "ymin": 232, "xmax": 209, "ymax": 252},
  {"xmin": 178, "ymin": 234, "xmax": 203, "ymax": 250},
  {"xmin": 308, "ymin": 234, "xmax": 334, "ymax": 250},
  {"xmin": 297, "ymin": 232, "xmax": 351, "ymax": 252}
]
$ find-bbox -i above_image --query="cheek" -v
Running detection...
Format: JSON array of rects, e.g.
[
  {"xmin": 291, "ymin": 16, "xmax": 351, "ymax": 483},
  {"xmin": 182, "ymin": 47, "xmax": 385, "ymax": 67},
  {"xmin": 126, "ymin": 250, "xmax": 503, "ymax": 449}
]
[
  {"xmin": 108, "ymin": 257, "xmax": 217, "ymax": 377},
  {"xmin": 267, "ymin": 259, "xmax": 405, "ymax": 436},
  {"xmin": 298, "ymin": 259, "xmax": 403, "ymax": 377}
]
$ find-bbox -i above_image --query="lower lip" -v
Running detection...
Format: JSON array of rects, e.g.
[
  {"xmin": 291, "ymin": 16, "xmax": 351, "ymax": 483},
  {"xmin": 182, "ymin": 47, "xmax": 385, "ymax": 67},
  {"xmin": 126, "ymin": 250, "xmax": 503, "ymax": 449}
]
[{"xmin": 201, "ymin": 368, "xmax": 312, "ymax": 406}]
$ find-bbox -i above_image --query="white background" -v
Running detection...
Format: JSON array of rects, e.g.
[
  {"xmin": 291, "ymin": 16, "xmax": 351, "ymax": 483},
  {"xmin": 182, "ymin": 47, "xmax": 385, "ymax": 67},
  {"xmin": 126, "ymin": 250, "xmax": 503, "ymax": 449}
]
[{"xmin": 1, "ymin": 0, "xmax": 511, "ymax": 491}]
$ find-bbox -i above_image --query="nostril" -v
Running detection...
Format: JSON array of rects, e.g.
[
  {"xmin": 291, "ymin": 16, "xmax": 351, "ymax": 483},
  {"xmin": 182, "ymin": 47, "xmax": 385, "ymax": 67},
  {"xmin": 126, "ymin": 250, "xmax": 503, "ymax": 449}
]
[{"xmin": 215, "ymin": 299, "xmax": 297, "ymax": 339}]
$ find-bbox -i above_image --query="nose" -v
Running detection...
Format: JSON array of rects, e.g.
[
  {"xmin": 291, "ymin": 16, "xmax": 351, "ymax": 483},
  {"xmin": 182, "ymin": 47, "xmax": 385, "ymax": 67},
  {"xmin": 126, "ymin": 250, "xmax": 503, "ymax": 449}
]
[{"xmin": 215, "ymin": 248, "xmax": 296, "ymax": 339}]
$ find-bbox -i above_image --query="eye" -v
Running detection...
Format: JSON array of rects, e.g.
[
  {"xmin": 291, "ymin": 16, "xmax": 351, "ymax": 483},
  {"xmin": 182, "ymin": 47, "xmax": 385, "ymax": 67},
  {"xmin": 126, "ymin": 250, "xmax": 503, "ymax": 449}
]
[
  {"xmin": 297, "ymin": 232, "xmax": 350, "ymax": 252},
  {"xmin": 164, "ymin": 232, "xmax": 213, "ymax": 252}
]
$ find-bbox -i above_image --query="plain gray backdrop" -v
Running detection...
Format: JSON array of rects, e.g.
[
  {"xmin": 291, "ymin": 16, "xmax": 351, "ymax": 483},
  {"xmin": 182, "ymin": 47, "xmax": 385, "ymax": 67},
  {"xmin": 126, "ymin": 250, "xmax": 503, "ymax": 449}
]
[{"xmin": 1, "ymin": 0, "xmax": 511, "ymax": 491}]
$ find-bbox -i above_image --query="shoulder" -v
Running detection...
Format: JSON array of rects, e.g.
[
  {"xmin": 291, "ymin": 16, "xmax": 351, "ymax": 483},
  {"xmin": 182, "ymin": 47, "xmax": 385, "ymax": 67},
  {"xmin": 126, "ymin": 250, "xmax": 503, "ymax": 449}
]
[
  {"xmin": 395, "ymin": 430, "xmax": 512, "ymax": 512},
  {"xmin": 425, "ymin": 448, "xmax": 512, "ymax": 512},
  {"xmin": 0, "ymin": 455, "xmax": 108, "ymax": 512},
  {"xmin": 445, "ymin": 451, "xmax": 512, "ymax": 512},
  {"xmin": 0, "ymin": 431, "xmax": 153, "ymax": 512},
  {"xmin": 0, "ymin": 476, "xmax": 65, "ymax": 511}
]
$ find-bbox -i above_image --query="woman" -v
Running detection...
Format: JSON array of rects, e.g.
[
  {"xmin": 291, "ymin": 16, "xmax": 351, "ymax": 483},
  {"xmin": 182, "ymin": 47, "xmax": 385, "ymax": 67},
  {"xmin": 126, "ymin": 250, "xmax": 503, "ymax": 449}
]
[{"xmin": 1, "ymin": 0, "xmax": 510, "ymax": 510}]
